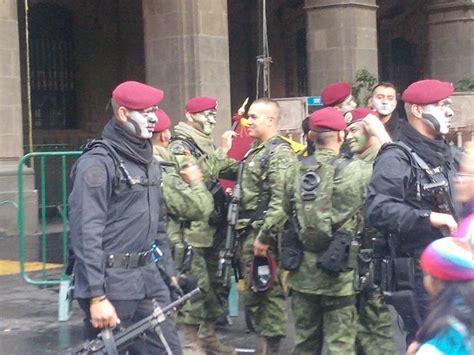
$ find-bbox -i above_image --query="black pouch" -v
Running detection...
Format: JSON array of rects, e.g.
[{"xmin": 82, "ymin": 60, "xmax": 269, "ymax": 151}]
[
  {"xmin": 316, "ymin": 230, "xmax": 352, "ymax": 273},
  {"xmin": 393, "ymin": 257, "xmax": 416, "ymax": 291},
  {"xmin": 279, "ymin": 219, "xmax": 304, "ymax": 271}
]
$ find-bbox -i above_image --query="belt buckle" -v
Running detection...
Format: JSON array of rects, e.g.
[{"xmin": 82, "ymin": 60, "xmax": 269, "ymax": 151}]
[{"xmin": 123, "ymin": 253, "xmax": 131, "ymax": 268}]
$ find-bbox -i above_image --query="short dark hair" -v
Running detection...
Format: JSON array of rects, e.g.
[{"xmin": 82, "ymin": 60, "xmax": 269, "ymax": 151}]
[
  {"xmin": 302, "ymin": 116, "xmax": 311, "ymax": 135},
  {"xmin": 251, "ymin": 97, "xmax": 281, "ymax": 119},
  {"xmin": 314, "ymin": 131, "xmax": 337, "ymax": 146},
  {"xmin": 371, "ymin": 82, "xmax": 397, "ymax": 95}
]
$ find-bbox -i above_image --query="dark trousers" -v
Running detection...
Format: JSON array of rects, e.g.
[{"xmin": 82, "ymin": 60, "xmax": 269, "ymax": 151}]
[
  {"xmin": 404, "ymin": 263, "xmax": 430, "ymax": 345},
  {"xmin": 78, "ymin": 298, "xmax": 182, "ymax": 355}
]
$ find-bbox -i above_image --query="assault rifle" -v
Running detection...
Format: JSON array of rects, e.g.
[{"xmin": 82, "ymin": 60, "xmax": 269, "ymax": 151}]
[
  {"xmin": 65, "ymin": 288, "xmax": 200, "ymax": 355},
  {"xmin": 217, "ymin": 161, "xmax": 245, "ymax": 284}
]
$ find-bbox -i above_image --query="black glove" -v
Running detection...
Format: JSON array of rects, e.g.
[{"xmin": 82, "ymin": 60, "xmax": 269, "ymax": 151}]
[{"xmin": 178, "ymin": 274, "xmax": 198, "ymax": 294}]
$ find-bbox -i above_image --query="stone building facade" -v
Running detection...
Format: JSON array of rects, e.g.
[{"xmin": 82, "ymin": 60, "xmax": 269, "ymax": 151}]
[{"xmin": 0, "ymin": 0, "xmax": 473, "ymax": 234}]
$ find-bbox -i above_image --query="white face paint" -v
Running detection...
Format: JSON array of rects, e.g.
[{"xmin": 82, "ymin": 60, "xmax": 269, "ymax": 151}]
[
  {"xmin": 422, "ymin": 99, "xmax": 454, "ymax": 136},
  {"xmin": 125, "ymin": 110, "xmax": 158, "ymax": 139},
  {"xmin": 372, "ymin": 96, "xmax": 396, "ymax": 116},
  {"xmin": 191, "ymin": 109, "xmax": 217, "ymax": 136}
]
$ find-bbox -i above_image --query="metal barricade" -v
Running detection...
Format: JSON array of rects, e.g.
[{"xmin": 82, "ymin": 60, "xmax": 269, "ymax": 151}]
[{"xmin": 17, "ymin": 151, "xmax": 81, "ymax": 320}]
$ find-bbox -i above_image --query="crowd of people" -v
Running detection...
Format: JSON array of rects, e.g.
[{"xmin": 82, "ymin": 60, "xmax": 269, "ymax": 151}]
[{"xmin": 67, "ymin": 78, "xmax": 474, "ymax": 355}]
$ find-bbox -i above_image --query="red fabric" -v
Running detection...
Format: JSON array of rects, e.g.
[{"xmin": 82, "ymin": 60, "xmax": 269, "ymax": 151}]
[
  {"xmin": 321, "ymin": 82, "xmax": 352, "ymax": 106},
  {"xmin": 402, "ymin": 79, "xmax": 454, "ymax": 105},
  {"xmin": 346, "ymin": 107, "xmax": 376, "ymax": 124},
  {"xmin": 153, "ymin": 109, "xmax": 171, "ymax": 133},
  {"xmin": 185, "ymin": 96, "xmax": 218, "ymax": 113},
  {"xmin": 219, "ymin": 114, "xmax": 254, "ymax": 190},
  {"xmin": 112, "ymin": 81, "xmax": 164, "ymax": 110},
  {"xmin": 309, "ymin": 107, "xmax": 346, "ymax": 131}
]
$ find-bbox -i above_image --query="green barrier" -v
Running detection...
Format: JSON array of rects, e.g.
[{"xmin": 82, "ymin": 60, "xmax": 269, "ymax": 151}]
[
  {"xmin": 17, "ymin": 151, "xmax": 81, "ymax": 321},
  {"xmin": 18, "ymin": 151, "xmax": 81, "ymax": 285}
]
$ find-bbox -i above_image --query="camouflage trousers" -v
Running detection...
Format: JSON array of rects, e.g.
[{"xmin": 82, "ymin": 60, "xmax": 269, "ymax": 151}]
[
  {"xmin": 241, "ymin": 229, "xmax": 287, "ymax": 339},
  {"xmin": 291, "ymin": 290, "xmax": 357, "ymax": 355},
  {"xmin": 177, "ymin": 246, "xmax": 228, "ymax": 325},
  {"xmin": 356, "ymin": 288, "xmax": 395, "ymax": 355}
]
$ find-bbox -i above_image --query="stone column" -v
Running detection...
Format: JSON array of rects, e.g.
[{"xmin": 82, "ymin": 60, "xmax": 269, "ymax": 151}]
[
  {"xmin": 304, "ymin": 0, "xmax": 378, "ymax": 94},
  {"xmin": 427, "ymin": 1, "xmax": 474, "ymax": 83},
  {"xmin": 0, "ymin": 1, "xmax": 37, "ymax": 235},
  {"xmin": 142, "ymin": 0, "xmax": 231, "ymax": 141}
]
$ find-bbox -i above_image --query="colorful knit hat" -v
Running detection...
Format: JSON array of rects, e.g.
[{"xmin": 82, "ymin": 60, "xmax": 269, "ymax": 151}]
[{"xmin": 420, "ymin": 237, "xmax": 474, "ymax": 281}]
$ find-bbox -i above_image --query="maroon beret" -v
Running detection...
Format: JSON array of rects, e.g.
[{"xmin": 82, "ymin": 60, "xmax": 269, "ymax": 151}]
[
  {"xmin": 309, "ymin": 107, "xmax": 346, "ymax": 131},
  {"xmin": 402, "ymin": 79, "xmax": 454, "ymax": 105},
  {"xmin": 321, "ymin": 82, "xmax": 352, "ymax": 106},
  {"xmin": 153, "ymin": 109, "xmax": 171, "ymax": 133},
  {"xmin": 346, "ymin": 107, "xmax": 375, "ymax": 125},
  {"xmin": 112, "ymin": 81, "xmax": 164, "ymax": 110},
  {"xmin": 186, "ymin": 96, "xmax": 218, "ymax": 113}
]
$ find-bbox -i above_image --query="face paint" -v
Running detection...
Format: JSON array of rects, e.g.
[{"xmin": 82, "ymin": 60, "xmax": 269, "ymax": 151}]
[
  {"xmin": 421, "ymin": 100, "xmax": 453, "ymax": 136},
  {"xmin": 191, "ymin": 109, "xmax": 217, "ymax": 136},
  {"xmin": 125, "ymin": 110, "xmax": 158, "ymax": 139},
  {"xmin": 338, "ymin": 95, "xmax": 357, "ymax": 114},
  {"xmin": 345, "ymin": 122, "xmax": 369, "ymax": 154},
  {"xmin": 372, "ymin": 96, "xmax": 396, "ymax": 116}
]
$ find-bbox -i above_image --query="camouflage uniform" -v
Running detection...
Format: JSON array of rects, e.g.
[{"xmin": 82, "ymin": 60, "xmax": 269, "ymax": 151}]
[
  {"xmin": 354, "ymin": 143, "xmax": 395, "ymax": 355},
  {"xmin": 287, "ymin": 148, "xmax": 372, "ymax": 355},
  {"xmin": 236, "ymin": 135, "xmax": 297, "ymax": 340},
  {"xmin": 153, "ymin": 145, "xmax": 214, "ymax": 243},
  {"xmin": 167, "ymin": 123, "xmax": 236, "ymax": 326}
]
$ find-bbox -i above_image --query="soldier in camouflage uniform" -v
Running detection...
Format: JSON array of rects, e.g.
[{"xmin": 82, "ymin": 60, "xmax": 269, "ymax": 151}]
[
  {"xmin": 167, "ymin": 96, "xmax": 237, "ymax": 355},
  {"xmin": 345, "ymin": 108, "xmax": 395, "ymax": 355},
  {"xmin": 151, "ymin": 108, "xmax": 214, "ymax": 246},
  {"xmin": 286, "ymin": 107, "xmax": 372, "ymax": 355},
  {"xmin": 236, "ymin": 98, "xmax": 297, "ymax": 354}
]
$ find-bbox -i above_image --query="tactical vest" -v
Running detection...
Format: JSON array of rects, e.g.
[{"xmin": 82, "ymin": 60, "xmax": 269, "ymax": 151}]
[{"xmin": 293, "ymin": 154, "xmax": 352, "ymax": 253}]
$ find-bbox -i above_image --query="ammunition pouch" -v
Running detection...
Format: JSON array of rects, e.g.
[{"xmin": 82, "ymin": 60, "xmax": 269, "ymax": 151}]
[
  {"xmin": 279, "ymin": 219, "xmax": 304, "ymax": 271},
  {"xmin": 316, "ymin": 230, "xmax": 357, "ymax": 273}
]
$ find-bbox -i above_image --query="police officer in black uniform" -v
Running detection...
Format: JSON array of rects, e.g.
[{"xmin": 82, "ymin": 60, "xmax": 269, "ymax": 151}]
[
  {"xmin": 365, "ymin": 79, "xmax": 461, "ymax": 345},
  {"xmin": 69, "ymin": 81, "xmax": 182, "ymax": 354}
]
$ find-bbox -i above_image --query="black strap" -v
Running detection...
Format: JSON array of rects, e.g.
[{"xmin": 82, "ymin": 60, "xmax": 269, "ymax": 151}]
[
  {"xmin": 241, "ymin": 137, "xmax": 289, "ymax": 223},
  {"xmin": 105, "ymin": 252, "xmax": 152, "ymax": 269}
]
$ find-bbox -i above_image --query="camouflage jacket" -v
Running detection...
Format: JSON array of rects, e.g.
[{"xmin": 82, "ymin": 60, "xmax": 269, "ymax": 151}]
[
  {"xmin": 167, "ymin": 125, "xmax": 236, "ymax": 248},
  {"xmin": 287, "ymin": 148, "xmax": 372, "ymax": 296},
  {"xmin": 236, "ymin": 135, "xmax": 297, "ymax": 246},
  {"xmin": 153, "ymin": 145, "xmax": 214, "ymax": 245}
]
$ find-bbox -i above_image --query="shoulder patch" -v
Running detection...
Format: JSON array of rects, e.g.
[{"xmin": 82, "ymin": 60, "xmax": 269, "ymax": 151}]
[
  {"xmin": 84, "ymin": 165, "xmax": 107, "ymax": 187},
  {"xmin": 169, "ymin": 143, "xmax": 187, "ymax": 155}
]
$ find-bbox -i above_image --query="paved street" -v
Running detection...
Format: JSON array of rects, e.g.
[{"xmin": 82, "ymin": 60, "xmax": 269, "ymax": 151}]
[{"xmin": 0, "ymin": 271, "xmax": 406, "ymax": 354}]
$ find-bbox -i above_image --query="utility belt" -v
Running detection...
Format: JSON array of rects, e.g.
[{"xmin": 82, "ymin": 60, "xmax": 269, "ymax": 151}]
[
  {"xmin": 105, "ymin": 251, "xmax": 153, "ymax": 269},
  {"xmin": 105, "ymin": 243, "xmax": 164, "ymax": 269}
]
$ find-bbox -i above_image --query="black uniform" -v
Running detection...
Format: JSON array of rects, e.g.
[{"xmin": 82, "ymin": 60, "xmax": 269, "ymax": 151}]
[
  {"xmin": 69, "ymin": 118, "xmax": 182, "ymax": 354},
  {"xmin": 365, "ymin": 119, "xmax": 461, "ymax": 342}
]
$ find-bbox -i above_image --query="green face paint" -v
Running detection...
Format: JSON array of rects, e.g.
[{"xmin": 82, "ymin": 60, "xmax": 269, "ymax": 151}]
[
  {"xmin": 346, "ymin": 122, "xmax": 369, "ymax": 154},
  {"xmin": 192, "ymin": 109, "xmax": 217, "ymax": 136}
]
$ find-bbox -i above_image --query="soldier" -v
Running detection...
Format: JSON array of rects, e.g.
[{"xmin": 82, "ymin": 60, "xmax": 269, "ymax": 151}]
[
  {"xmin": 236, "ymin": 98, "xmax": 297, "ymax": 354},
  {"xmin": 365, "ymin": 79, "xmax": 462, "ymax": 344},
  {"xmin": 321, "ymin": 81, "xmax": 358, "ymax": 114},
  {"xmin": 286, "ymin": 107, "xmax": 371, "ymax": 355},
  {"xmin": 345, "ymin": 107, "xmax": 395, "ymax": 355},
  {"xmin": 151, "ymin": 108, "xmax": 214, "ymax": 247},
  {"xmin": 168, "ymin": 96, "xmax": 236, "ymax": 355},
  {"xmin": 69, "ymin": 81, "xmax": 182, "ymax": 354}
]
